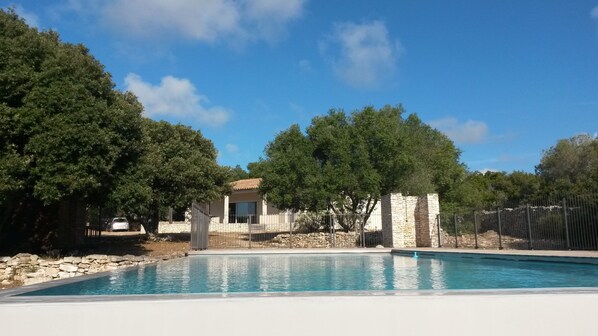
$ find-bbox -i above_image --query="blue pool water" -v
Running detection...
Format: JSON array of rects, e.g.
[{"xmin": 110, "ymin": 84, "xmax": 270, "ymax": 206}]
[{"xmin": 19, "ymin": 253, "xmax": 598, "ymax": 296}]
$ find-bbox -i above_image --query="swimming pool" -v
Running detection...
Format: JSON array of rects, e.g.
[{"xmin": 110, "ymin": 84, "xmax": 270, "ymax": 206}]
[{"xmin": 15, "ymin": 252, "xmax": 598, "ymax": 296}]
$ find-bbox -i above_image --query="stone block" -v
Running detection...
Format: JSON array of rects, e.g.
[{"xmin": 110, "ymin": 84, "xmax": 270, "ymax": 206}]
[{"xmin": 59, "ymin": 264, "xmax": 78, "ymax": 272}]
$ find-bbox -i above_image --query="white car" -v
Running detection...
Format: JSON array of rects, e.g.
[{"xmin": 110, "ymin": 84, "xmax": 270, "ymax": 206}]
[{"xmin": 108, "ymin": 217, "xmax": 129, "ymax": 231}]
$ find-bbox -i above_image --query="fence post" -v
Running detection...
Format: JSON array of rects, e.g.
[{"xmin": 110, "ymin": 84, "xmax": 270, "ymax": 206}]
[
  {"xmin": 329, "ymin": 212, "xmax": 336, "ymax": 248},
  {"xmin": 497, "ymin": 207, "xmax": 503, "ymax": 250},
  {"xmin": 473, "ymin": 211, "xmax": 479, "ymax": 249},
  {"xmin": 360, "ymin": 216, "xmax": 365, "ymax": 248},
  {"xmin": 436, "ymin": 214, "xmax": 442, "ymax": 248},
  {"xmin": 289, "ymin": 217, "xmax": 293, "ymax": 249},
  {"xmin": 526, "ymin": 204, "xmax": 533, "ymax": 250},
  {"xmin": 248, "ymin": 215, "xmax": 252, "ymax": 249},
  {"xmin": 98, "ymin": 207, "xmax": 102, "ymax": 238},
  {"xmin": 453, "ymin": 214, "xmax": 458, "ymax": 248},
  {"xmin": 562, "ymin": 198, "xmax": 571, "ymax": 250}
]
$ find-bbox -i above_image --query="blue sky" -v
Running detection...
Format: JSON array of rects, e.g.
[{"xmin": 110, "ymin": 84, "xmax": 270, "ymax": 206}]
[{"xmin": 4, "ymin": 0, "xmax": 598, "ymax": 173}]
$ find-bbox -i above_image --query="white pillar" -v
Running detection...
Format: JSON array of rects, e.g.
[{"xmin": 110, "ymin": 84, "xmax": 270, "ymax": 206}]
[
  {"xmin": 261, "ymin": 199, "xmax": 267, "ymax": 216},
  {"xmin": 223, "ymin": 195, "xmax": 229, "ymax": 224}
]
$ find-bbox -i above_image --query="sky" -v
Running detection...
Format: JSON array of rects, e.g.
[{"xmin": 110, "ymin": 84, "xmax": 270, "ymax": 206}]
[{"xmin": 3, "ymin": 0, "xmax": 598, "ymax": 173}]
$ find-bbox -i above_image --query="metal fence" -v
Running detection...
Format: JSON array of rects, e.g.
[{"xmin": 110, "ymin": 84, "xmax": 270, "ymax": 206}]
[
  {"xmin": 192, "ymin": 212, "xmax": 384, "ymax": 249},
  {"xmin": 438, "ymin": 195, "xmax": 598, "ymax": 250}
]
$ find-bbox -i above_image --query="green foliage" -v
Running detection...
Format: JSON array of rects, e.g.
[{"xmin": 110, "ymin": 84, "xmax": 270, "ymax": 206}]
[
  {"xmin": 536, "ymin": 134, "xmax": 598, "ymax": 196},
  {"xmin": 293, "ymin": 212, "xmax": 328, "ymax": 233},
  {"xmin": 111, "ymin": 120, "xmax": 230, "ymax": 233},
  {"xmin": 0, "ymin": 9, "xmax": 144, "ymax": 249},
  {"xmin": 444, "ymin": 171, "xmax": 541, "ymax": 213},
  {"xmin": 258, "ymin": 105, "xmax": 465, "ymax": 231},
  {"xmin": 226, "ymin": 165, "xmax": 250, "ymax": 181}
]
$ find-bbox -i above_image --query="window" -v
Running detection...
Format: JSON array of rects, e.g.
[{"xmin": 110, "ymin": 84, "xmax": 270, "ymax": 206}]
[{"xmin": 229, "ymin": 202, "xmax": 257, "ymax": 223}]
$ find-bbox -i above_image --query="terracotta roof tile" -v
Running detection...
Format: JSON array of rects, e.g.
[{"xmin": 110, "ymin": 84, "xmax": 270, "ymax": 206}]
[{"xmin": 231, "ymin": 178, "xmax": 262, "ymax": 191}]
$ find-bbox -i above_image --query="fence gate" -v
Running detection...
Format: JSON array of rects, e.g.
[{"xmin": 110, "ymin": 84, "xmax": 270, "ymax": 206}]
[{"xmin": 190, "ymin": 202, "xmax": 210, "ymax": 250}]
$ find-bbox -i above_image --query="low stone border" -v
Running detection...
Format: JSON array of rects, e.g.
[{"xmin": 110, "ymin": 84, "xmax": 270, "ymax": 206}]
[{"xmin": 0, "ymin": 252, "xmax": 185, "ymax": 289}]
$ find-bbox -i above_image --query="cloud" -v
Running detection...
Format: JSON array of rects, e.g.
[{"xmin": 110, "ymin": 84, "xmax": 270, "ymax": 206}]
[
  {"xmin": 225, "ymin": 144, "xmax": 239, "ymax": 153},
  {"xmin": 429, "ymin": 117, "xmax": 489, "ymax": 144},
  {"xmin": 320, "ymin": 21, "xmax": 402, "ymax": 88},
  {"xmin": 297, "ymin": 59, "xmax": 314, "ymax": 73},
  {"xmin": 478, "ymin": 168, "xmax": 499, "ymax": 174},
  {"xmin": 591, "ymin": 6, "xmax": 598, "ymax": 20},
  {"xmin": 12, "ymin": 4, "xmax": 39, "ymax": 28},
  {"xmin": 124, "ymin": 73, "xmax": 230, "ymax": 127},
  {"xmin": 99, "ymin": 0, "xmax": 305, "ymax": 45}
]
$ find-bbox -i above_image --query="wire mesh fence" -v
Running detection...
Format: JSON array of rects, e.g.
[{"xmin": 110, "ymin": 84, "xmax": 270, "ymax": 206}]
[
  {"xmin": 193, "ymin": 212, "xmax": 384, "ymax": 249},
  {"xmin": 439, "ymin": 194, "xmax": 598, "ymax": 250}
]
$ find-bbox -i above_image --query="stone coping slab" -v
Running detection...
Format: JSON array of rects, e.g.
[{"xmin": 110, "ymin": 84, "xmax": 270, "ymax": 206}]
[
  {"xmin": 393, "ymin": 248, "xmax": 598, "ymax": 264},
  {"xmin": 189, "ymin": 248, "xmax": 392, "ymax": 255}
]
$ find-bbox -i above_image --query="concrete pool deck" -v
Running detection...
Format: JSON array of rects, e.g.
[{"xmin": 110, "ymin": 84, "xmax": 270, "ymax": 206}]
[{"xmin": 3, "ymin": 248, "xmax": 598, "ymax": 335}]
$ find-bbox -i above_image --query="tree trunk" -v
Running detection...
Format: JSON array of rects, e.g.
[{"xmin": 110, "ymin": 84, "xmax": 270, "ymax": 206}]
[{"xmin": 143, "ymin": 203, "xmax": 160, "ymax": 235}]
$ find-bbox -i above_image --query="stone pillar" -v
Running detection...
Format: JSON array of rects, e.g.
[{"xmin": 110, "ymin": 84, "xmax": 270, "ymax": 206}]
[
  {"xmin": 223, "ymin": 195, "xmax": 229, "ymax": 224},
  {"xmin": 381, "ymin": 192, "xmax": 439, "ymax": 248},
  {"xmin": 425, "ymin": 194, "xmax": 440, "ymax": 247},
  {"xmin": 261, "ymin": 199, "xmax": 267, "ymax": 216},
  {"xmin": 381, "ymin": 193, "xmax": 416, "ymax": 248}
]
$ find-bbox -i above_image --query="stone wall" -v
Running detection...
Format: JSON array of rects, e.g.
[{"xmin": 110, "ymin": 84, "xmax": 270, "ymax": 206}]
[
  {"xmin": 381, "ymin": 193, "xmax": 440, "ymax": 248},
  {"xmin": 158, "ymin": 221, "xmax": 191, "ymax": 234},
  {"xmin": 0, "ymin": 253, "xmax": 184, "ymax": 289}
]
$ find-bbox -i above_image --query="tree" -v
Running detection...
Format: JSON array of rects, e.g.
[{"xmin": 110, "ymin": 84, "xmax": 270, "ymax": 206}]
[
  {"xmin": 226, "ymin": 165, "xmax": 250, "ymax": 181},
  {"xmin": 0, "ymin": 9, "xmax": 144, "ymax": 249},
  {"xmin": 448, "ymin": 171, "xmax": 541, "ymax": 211},
  {"xmin": 112, "ymin": 120, "xmax": 230, "ymax": 234},
  {"xmin": 536, "ymin": 134, "xmax": 598, "ymax": 195},
  {"xmin": 258, "ymin": 105, "xmax": 464, "ymax": 231}
]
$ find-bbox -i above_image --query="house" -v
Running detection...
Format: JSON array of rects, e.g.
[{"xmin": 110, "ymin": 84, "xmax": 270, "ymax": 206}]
[
  {"xmin": 205, "ymin": 178, "xmax": 292, "ymax": 226},
  {"xmin": 204, "ymin": 178, "xmax": 383, "ymax": 232}
]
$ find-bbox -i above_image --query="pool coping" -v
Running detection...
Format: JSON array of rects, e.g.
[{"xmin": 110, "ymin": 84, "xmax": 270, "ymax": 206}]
[
  {"xmin": 393, "ymin": 248, "xmax": 598, "ymax": 265},
  {"xmin": 3, "ymin": 248, "xmax": 598, "ymax": 303}
]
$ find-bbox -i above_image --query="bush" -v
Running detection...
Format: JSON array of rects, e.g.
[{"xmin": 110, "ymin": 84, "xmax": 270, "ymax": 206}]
[{"xmin": 294, "ymin": 212, "xmax": 327, "ymax": 233}]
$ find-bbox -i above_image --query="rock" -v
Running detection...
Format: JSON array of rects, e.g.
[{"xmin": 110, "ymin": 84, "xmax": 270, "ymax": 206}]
[
  {"xmin": 58, "ymin": 272, "xmax": 75, "ymax": 279},
  {"xmin": 59, "ymin": 264, "xmax": 78, "ymax": 273},
  {"xmin": 14, "ymin": 253, "xmax": 31, "ymax": 259},
  {"xmin": 123, "ymin": 254, "xmax": 135, "ymax": 261},
  {"xmin": 30, "ymin": 255, "xmax": 39, "ymax": 262},
  {"xmin": 46, "ymin": 268, "xmax": 59, "ymax": 277},
  {"xmin": 63, "ymin": 256, "xmax": 82, "ymax": 264},
  {"xmin": 109, "ymin": 256, "xmax": 125, "ymax": 263},
  {"xmin": 1, "ymin": 279, "xmax": 11, "ymax": 286},
  {"xmin": 78, "ymin": 263, "xmax": 90, "ymax": 269},
  {"xmin": 376, "ymin": 245, "xmax": 384, "ymax": 248},
  {"xmin": 80, "ymin": 258, "xmax": 90, "ymax": 264},
  {"xmin": 86, "ymin": 254, "xmax": 108, "ymax": 260},
  {"xmin": 0, "ymin": 256, "xmax": 10, "ymax": 263},
  {"xmin": 23, "ymin": 277, "xmax": 51, "ymax": 286},
  {"xmin": 26, "ymin": 270, "xmax": 45, "ymax": 278}
]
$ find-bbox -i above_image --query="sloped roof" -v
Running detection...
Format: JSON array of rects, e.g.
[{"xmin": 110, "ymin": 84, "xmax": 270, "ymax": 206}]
[{"xmin": 231, "ymin": 178, "xmax": 262, "ymax": 191}]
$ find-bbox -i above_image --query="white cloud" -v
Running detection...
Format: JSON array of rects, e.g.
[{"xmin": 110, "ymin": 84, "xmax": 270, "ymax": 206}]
[
  {"xmin": 100, "ymin": 0, "xmax": 305, "ymax": 45},
  {"xmin": 124, "ymin": 73, "xmax": 230, "ymax": 127},
  {"xmin": 320, "ymin": 21, "xmax": 402, "ymax": 88},
  {"xmin": 13, "ymin": 4, "xmax": 39, "ymax": 28},
  {"xmin": 225, "ymin": 144, "xmax": 239, "ymax": 153},
  {"xmin": 429, "ymin": 117, "xmax": 489, "ymax": 144},
  {"xmin": 591, "ymin": 6, "xmax": 598, "ymax": 20},
  {"xmin": 478, "ymin": 168, "xmax": 499, "ymax": 174},
  {"xmin": 298, "ymin": 59, "xmax": 314, "ymax": 73}
]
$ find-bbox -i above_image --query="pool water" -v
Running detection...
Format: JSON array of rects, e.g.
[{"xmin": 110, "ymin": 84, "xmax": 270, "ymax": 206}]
[{"xmin": 19, "ymin": 253, "xmax": 598, "ymax": 296}]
